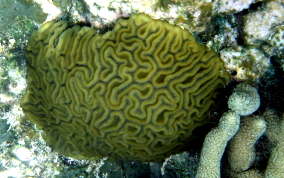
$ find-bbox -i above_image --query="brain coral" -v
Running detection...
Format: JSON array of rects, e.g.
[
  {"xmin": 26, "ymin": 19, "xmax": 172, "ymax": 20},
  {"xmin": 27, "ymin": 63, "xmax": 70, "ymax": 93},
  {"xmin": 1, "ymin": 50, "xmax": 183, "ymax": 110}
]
[{"xmin": 21, "ymin": 14, "xmax": 230, "ymax": 161}]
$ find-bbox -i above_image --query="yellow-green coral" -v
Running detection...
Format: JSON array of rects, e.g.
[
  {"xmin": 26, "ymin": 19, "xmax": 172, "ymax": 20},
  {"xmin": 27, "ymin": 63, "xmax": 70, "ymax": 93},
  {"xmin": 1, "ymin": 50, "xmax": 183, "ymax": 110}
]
[{"xmin": 21, "ymin": 14, "xmax": 230, "ymax": 161}]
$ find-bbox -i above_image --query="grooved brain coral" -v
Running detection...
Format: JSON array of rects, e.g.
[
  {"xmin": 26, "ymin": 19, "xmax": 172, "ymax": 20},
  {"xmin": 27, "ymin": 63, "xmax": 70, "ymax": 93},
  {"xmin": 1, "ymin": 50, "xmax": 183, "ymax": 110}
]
[{"xmin": 21, "ymin": 14, "xmax": 230, "ymax": 161}]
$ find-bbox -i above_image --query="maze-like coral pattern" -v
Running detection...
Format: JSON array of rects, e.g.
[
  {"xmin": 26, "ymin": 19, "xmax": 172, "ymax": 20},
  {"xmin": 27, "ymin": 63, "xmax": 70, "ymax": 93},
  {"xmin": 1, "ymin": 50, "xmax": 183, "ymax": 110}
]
[
  {"xmin": 270, "ymin": 26, "xmax": 284, "ymax": 47},
  {"xmin": 21, "ymin": 14, "xmax": 230, "ymax": 161}
]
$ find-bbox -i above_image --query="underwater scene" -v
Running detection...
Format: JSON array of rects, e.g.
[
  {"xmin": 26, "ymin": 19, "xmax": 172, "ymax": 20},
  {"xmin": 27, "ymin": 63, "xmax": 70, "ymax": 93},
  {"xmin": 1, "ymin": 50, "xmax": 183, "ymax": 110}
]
[{"xmin": 0, "ymin": 0, "xmax": 284, "ymax": 177}]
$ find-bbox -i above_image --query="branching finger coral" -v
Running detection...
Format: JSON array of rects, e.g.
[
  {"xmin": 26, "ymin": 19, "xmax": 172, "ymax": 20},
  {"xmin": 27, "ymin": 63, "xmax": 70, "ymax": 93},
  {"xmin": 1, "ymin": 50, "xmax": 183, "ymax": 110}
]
[
  {"xmin": 228, "ymin": 168, "xmax": 264, "ymax": 178},
  {"xmin": 196, "ymin": 83, "xmax": 261, "ymax": 177},
  {"xmin": 228, "ymin": 115, "xmax": 266, "ymax": 172},
  {"xmin": 196, "ymin": 111, "xmax": 240, "ymax": 178},
  {"xmin": 264, "ymin": 111, "xmax": 284, "ymax": 178},
  {"xmin": 228, "ymin": 83, "xmax": 260, "ymax": 116}
]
